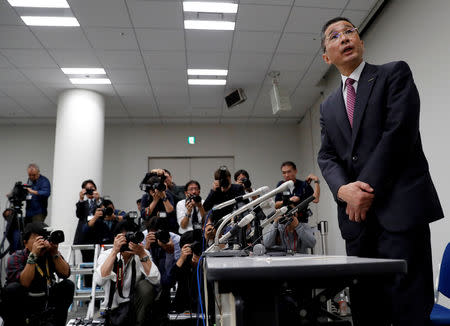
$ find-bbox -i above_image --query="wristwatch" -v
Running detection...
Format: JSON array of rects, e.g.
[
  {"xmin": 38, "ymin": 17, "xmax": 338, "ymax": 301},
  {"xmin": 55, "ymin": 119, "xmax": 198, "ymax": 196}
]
[{"xmin": 140, "ymin": 256, "xmax": 150, "ymax": 262}]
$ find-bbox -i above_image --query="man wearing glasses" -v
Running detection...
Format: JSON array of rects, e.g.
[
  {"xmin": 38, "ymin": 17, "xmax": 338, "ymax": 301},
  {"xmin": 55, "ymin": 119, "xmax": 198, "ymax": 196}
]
[{"xmin": 318, "ymin": 17, "xmax": 443, "ymax": 326}]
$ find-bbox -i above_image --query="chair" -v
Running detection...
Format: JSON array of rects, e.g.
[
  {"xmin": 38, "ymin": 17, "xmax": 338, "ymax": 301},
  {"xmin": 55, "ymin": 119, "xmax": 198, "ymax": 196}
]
[{"xmin": 431, "ymin": 243, "xmax": 450, "ymax": 325}]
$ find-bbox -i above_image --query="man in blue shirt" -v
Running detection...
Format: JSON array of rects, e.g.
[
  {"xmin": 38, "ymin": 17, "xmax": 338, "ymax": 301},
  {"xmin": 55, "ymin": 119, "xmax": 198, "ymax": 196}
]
[{"xmin": 25, "ymin": 164, "xmax": 51, "ymax": 223}]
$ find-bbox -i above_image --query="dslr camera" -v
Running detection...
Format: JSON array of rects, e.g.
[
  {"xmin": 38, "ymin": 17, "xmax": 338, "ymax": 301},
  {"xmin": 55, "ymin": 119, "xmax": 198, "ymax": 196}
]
[
  {"xmin": 189, "ymin": 240, "xmax": 202, "ymax": 256},
  {"xmin": 43, "ymin": 229, "xmax": 65, "ymax": 244},
  {"xmin": 140, "ymin": 172, "xmax": 167, "ymax": 192},
  {"xmin": 154, "ymin": 229, "xmax": 170, "ymax": 244},
  {"xmin": 240, "ymin": 177, "xmax": 252, "ymax": 189},
  {"xmin": 217, "ymin": 166, "xmax": 230, "ymax": 189},
  {"xmin": 85, "ymin": 188, "xmax": 94, "ymax": 196},
  {"xmin": 100, "ymin": 206, "xmax": 114, "ymax": 219},
  {"xmin": 186, "ymin": 194, "xmax": 202, "ymax": 204},
  {"xmin": 121, "ymin": 231, "xmax": 144, "ymax": 252}
]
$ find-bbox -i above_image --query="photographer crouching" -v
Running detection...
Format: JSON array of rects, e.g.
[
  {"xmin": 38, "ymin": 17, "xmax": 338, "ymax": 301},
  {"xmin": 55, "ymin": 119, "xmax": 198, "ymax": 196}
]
[
  {"xmin": 1, "ymin": 222, "xmax": 73, "ymax": 326},
  {"xmin": 95, "ymin": 221, "xmax": 160, "ymax": 326}
]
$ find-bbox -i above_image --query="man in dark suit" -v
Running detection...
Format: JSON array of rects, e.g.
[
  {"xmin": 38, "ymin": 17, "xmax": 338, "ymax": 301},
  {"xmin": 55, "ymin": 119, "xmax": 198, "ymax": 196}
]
[{"xmin": 317, "ymin": 17, "xmax": 443, "ymax": 326}]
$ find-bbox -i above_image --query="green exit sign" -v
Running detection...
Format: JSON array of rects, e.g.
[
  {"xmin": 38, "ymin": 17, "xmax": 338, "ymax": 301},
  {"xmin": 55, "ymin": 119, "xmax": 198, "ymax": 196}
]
[{"xmin": 188, "ymin": 136, "xmax": 196, "ymax": 144}]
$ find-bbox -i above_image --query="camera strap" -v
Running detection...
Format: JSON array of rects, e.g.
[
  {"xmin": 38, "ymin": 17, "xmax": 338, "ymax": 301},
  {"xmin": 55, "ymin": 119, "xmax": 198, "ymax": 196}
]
[
  {"xmin": 115, "ymin": 256, "xmax": 136, "ymax": 299},
  {"xmin": 35, "ymin": 257, "xmax": 52, "ymax": 287},
  {"xmin": 285, "ymin": 228, "xmax": 298, "ymax": 253}
]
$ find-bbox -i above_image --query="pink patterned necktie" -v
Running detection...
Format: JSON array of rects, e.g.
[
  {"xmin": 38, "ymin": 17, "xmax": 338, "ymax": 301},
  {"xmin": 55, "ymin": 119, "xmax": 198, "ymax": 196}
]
[{"xmin": 345, "ymin": 78, "xmax": 356, "ymax": 128}]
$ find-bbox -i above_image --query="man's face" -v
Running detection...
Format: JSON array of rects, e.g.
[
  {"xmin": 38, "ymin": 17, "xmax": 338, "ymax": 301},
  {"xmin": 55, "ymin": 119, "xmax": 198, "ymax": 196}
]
[
  {"xmin": 236, "ymin": 173, "xmax": 246, "ymax": 183},
  {"xmin": 27, "ymin": 168, "xmax": 40, "ymax": 182},
  {"xmin": 281, "ymin": 165, "xmax": 297, "ymax": 182},
  {"xmin": 164, "ymin": 172, "xmax": 173, "ymax": 187},
  {"xmin": 322, "ymin": 21, "xmax": 364, "ymax": 72},
  {"xmin": 186, "ymin": 183, "xmax": 200, "ymax": 196}
]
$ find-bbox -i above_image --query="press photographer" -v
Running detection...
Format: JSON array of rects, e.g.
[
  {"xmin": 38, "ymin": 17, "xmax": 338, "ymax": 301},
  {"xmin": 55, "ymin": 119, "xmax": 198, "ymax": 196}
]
[
  {"xmin": 203, "ymin": 166, "xmax": 245, "ymax": 224},
  {"xmin": 1, "ymin": 222, "xmax": 73, "ymax": 326},
  {"xmin": 234, "ymin": 169, "xmax": 253, "ymax": 194},
  {"xmin": 177, "ymin": 180, "xmax": 206, "ymax": 234},
  {"xmin": 171, "ymin": 225, "xmax": 215, "ymax": 314},
  {"xmin": 140, "ymin": 171, "xmax": 177, "ymax": 233},
  {"xmin": 24, "ymin": 164, "xmax": 51, "ymax": 223},
  {"xmin": 85, "ymin": 199, "xmax": 120, "ymax": 245},
  {"xmin": 262, "ymin": 209, "xmax": 316, "ymax": 254},
  {"xmin": 143, "ymin": 217, "xmax": 180, "ymax": 325},
  {"xmin": 95, "ymin": 221, "xmax": 160, "ymax": 326}
]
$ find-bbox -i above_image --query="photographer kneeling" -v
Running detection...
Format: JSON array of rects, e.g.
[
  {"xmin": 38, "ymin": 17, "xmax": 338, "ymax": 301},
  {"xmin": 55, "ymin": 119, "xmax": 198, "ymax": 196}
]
[
  {"xmin": 95, "ymin": 221, "xmax": 160, "ymax": 326},
  {"xmin": 2, "ymin": 222, "xmax": 73, "ymax": 326}
]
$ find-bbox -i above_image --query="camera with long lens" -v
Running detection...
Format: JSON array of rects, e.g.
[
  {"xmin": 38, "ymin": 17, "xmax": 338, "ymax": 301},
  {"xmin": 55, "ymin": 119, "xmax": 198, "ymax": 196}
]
[
  {"xmin": 218, "ymin": 166, "xmax": 230, "ymax": 189},
  {"xmin": 120, "ymin": 231, "xmax": 144, "ymax": 252},
  {"xmin": 43, "ymin": 229, "xmax": 65, "ymax": 244},
  {"xmin": 186, "ymin": 194, "xmax": 202, "ymax": 204},
  {"xmin": 241, "ymin": 177, "xmax": 252, "ymax": 189},
  {"xmin": 7, "ymin": 181, "xmax": 31, "ymax": 204},
  {"xmin": 139, "ymin": 172, "xmax": 167, "ymax": 192}
]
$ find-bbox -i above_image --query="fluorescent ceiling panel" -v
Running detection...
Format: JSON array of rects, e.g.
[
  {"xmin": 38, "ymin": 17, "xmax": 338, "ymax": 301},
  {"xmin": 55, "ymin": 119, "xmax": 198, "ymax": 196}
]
[
  {"xmin": 61, "ymin": 68, "xmax": 106, "ymax": 75},
  {"xmin": 184, "ymin": 20, "xmax": 235, "ymax": 30},
  {"xmin": 70, "ymin": 78, "xmax": 111, "ymax": 84},
  {"xmin": 187, "ymin": 69, "xmax": 228, "ymax": 76},
  {"xmin": 183, "ymin": 2, "xmax": 238, "ymax": 14},
  {"xmin": 188, "ymin": 79, "xmax": 226, "ymax": 85},
  {"xmin": 21, "ymin": 16, "xmax": 80, "ymax": 26},
  {"xmin": 8, "ymin": 0, "xmax": 69, "ymax": 8}
]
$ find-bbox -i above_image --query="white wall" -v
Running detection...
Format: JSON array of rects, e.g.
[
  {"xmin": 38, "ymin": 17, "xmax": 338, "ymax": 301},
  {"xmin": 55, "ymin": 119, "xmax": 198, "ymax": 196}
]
[
  {"xmin": 0, "ymin": 125, "xmax": 55, "ymax": 223},
  {"xmin": 299, "ymin": 0, "xmax": 450, "ymax": 276},
  {"xmin": 0, "ymin": 123, "xmax": 301, "ymax": 244}
]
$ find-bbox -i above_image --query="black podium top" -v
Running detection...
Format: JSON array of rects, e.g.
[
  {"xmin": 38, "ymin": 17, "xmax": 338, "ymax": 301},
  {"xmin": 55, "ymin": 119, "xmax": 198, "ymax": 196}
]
[{"xmin": 205, "ymin": 255, "xmax": 407, "ymax": 282}]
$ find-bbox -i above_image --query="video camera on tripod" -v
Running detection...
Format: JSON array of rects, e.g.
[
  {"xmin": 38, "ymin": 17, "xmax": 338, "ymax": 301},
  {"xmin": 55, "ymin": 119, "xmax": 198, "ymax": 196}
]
[{"xmin": 7, "ymin": 181, "xmax": 32, "ymax": 205}]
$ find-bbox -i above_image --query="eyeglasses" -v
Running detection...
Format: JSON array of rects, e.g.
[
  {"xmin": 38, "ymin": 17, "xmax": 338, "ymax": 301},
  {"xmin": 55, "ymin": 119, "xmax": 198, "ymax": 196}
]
[
  {"xmin": 187, "ymin": 187, "xmax": 199, "ymax": 191},
  {"xmin": 327, "ymin": 27, "xmax": 358, "ymax": 43}
]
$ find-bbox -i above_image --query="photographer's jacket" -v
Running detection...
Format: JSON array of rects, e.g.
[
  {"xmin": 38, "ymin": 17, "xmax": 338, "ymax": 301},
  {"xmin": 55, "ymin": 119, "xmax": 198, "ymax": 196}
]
[{"xmin": 94, "ymin": 248, "xmax": 160, "ymax": 310}]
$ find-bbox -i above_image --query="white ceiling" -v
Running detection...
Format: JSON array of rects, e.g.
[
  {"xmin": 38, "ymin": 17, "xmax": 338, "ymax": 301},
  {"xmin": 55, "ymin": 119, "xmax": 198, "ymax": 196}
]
[{"xmin": 0, "ymin": 0, "xmax": 381, "ymax": 125}]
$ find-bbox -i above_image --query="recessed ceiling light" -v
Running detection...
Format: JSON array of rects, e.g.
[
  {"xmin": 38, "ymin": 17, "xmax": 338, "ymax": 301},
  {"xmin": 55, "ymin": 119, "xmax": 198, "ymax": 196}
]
[
  {"xmin": 21, "ymin": 16, "xmax": 80, "ymax": 26},
  {"xmin": 183, "ymin": 2, "xmax": 238, "ymax": 14},
  {"xmin": 184, "ymin": 20, "xmax": 235, "ymax": 30},
  {"xmin": 188, "ymin": 79, "xmax": 226, "ymax": 85},
  {"xmin": 70, "ymin": 78, "xmax": 111, "ymax": 85},
  {"xmin": 8, "ymin": 0, "xmax": 69, "ymax": 8},
  {"xmin": 62, "ymin": 68, "xmax": 106, "ymax": 75},
  {"xmin": 187, "ymin": 69, "xmax": 228, "ymax": 76}
]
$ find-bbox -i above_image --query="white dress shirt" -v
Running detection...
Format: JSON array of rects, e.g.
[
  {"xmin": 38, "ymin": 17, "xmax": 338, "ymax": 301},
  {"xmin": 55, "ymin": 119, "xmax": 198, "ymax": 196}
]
[{"xmin": 94, "ymin": 248, "xmax": 160, "ymax": 310}]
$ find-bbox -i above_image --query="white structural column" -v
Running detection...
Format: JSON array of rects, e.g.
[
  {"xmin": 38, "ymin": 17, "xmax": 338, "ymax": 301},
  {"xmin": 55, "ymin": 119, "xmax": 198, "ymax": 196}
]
[{"xmin": 50, "ymin": 89, "xmax": 105, "ymax": 244}]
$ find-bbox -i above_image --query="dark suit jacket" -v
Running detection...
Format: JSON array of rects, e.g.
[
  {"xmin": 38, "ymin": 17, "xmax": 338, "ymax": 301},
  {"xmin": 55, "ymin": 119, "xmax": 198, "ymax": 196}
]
[
  {"xmin": 73, "ymin": 200, "xmax": 90, "ymax": 244},
  {"xmin": 318, "ymin": 61, "xmax": 443, "ymax": 239}
]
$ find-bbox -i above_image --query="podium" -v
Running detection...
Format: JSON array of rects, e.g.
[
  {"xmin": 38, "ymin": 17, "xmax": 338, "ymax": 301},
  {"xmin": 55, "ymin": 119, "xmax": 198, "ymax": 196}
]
[{"xmin": 205, "ymin": 254, "xmax": 406, "ymax": 326}]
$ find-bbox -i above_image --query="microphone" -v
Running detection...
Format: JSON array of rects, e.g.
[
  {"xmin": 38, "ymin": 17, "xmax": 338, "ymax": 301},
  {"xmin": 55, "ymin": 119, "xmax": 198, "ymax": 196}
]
[
  {"xmin": 247, "ymin": 206, "xmax": 288, "ymax": 239},
  {"xmin": 213, "ymin": 186, "xmax": 270, "ymax": 211},
  {"xmin": 214, "ymin": 180, "xmax": 295, "ymax": 246},
  {"xmin": 219, "ymin": 213, "xmax": 255, "ymax": 244}
]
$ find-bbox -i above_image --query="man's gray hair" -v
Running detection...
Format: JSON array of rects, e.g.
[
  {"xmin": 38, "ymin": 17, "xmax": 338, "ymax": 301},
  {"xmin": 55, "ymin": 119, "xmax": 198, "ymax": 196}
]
[{"xmin": 27, "ymin": 163, "xmax": 40, "ymax": 172}]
